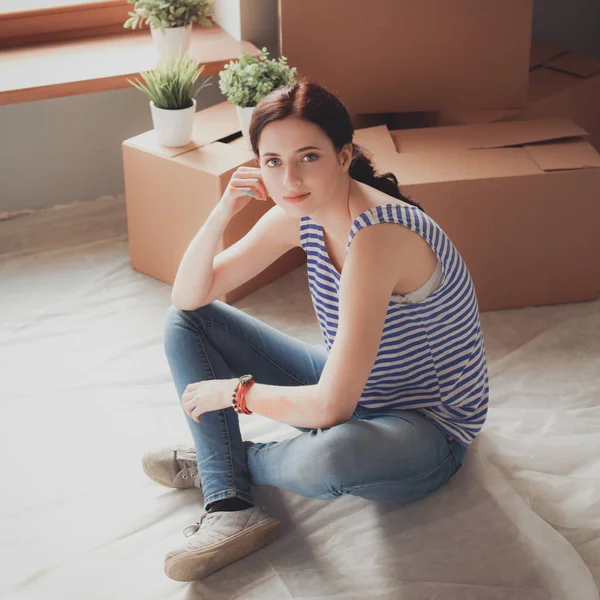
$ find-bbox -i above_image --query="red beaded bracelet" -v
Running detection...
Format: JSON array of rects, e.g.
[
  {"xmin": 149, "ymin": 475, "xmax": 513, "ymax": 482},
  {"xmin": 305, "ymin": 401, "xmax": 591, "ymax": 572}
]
[
  {"xmin": 239, "ymin": 381, "xmax": 254, "ymax": 414},
  {"xmin": 232, "ymin": 375, "xmax": 254, "ymax": 415}
]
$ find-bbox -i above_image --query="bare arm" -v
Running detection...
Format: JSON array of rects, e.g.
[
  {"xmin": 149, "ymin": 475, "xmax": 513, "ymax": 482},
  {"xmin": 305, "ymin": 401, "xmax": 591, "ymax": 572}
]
[
  {"xmin": 171, "ymin": 165, "xmax": 270, "ymax": 309},
  {"xmin": 171, "ymin": 203, "xmax": 234, "ymax": 310},
  {"xmin": 243, "ymin": 382, "xmax": 341, "ymax": 429}
]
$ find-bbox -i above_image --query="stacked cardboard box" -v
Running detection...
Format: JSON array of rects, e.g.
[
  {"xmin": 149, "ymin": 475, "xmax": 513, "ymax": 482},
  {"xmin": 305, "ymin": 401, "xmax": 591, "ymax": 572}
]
[
  {"xmin": 279, "ymin": 1, "xmax": 600, "ymax": 310},
  {"xmin": 279, "ymin": 0, "xmax": 533, "ymax": 114},
  {"xmin": 437, "ymin": 42, "xmax": 600, "ymax": 153}
]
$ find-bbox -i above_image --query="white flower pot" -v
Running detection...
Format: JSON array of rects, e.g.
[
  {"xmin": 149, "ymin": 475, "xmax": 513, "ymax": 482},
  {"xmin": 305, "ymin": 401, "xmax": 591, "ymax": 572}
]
[
  {"xmin": 150, "ymin": 98, "xmax": 196, "ymax": 147},
  {"xmin": 150, "ymin": 23, "xmax": 192, "ymax": 62},
  {"xmin": 236, "ymin": 105, "xmax": 255, "ymax": 150}
]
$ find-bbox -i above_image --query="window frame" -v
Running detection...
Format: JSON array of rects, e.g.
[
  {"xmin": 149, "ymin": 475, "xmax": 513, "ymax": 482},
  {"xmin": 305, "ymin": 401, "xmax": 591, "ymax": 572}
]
[{"xmin": 0, "ymin": 1, "xmax": 141, "ymax": 49}]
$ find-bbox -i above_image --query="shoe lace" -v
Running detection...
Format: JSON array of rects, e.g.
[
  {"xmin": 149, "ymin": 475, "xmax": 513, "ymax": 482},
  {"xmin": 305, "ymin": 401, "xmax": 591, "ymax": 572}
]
[
  {"xmin": 182, "ymin": 504, "xmax": 266, "ymax": 537},
  {"xmin": 183, "ymin": 511, "xmax": 215, "ymax": 537},
  {"xmin": 175, "ymin": 448, "xmax": 199, "ymax": 483}
]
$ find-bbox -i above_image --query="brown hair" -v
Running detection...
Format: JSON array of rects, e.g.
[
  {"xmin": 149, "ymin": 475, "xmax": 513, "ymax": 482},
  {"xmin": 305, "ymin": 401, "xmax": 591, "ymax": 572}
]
[{"xmin": 249, "ymin": 78, "xmax": 424, "ymax": 212}]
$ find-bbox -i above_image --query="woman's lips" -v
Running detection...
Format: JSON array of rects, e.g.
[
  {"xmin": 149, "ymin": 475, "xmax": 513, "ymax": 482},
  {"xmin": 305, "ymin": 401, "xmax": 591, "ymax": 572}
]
[{"xmin": 284, "ymin": 193, "xmax": 310, "ymax": 203}]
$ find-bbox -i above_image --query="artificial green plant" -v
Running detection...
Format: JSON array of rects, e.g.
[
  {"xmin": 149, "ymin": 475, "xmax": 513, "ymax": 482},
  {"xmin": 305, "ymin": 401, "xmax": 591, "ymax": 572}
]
[
  {"xmin": 124, "ymin": 0, "xmax": 214, "ymax": 31},
  {"xmin": 218, "ymin": 47, "xmax": 297, "ymax": 108},
  {"xmin": 126, "ymin": 51, "xmax": 212, "ymax": 110}
]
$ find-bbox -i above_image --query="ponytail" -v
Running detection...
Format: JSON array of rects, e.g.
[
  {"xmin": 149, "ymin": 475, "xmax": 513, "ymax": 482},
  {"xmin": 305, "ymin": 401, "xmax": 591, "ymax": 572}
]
[{"xmin": 349, "ymin": 144, "xmax": 424, "ymax": 212}]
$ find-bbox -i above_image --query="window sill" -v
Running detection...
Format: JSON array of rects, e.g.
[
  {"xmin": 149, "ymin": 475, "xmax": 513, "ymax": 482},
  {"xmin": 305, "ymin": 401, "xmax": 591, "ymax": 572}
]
[{"xmin": 0, "ymin": 24, "xmax": 259, "ymax": 106}]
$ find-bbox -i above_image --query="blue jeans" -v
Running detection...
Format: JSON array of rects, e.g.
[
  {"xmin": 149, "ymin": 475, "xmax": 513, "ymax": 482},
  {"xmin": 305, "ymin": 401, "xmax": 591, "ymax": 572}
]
[{"xmin": 163, "ymin": 301, "xmax": 468, "ymax": 510}]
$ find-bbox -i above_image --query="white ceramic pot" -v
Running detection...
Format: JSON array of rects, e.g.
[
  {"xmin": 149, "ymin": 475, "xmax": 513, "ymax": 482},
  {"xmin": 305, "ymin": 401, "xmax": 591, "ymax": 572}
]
[
  {"xmin": 236, "ymin": 105, "xmax": 256, "ymax": 150},
  {"xmin": 150, "ymin": 23, "xmax": 192, "ymax": 62},
  {"xmin": 150, "ymin": 98, "xmax": 196, "ymax": 147}
]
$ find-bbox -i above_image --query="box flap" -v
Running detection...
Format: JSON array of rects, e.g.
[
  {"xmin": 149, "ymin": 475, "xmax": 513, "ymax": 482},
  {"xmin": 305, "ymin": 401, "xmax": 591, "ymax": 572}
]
[
  {"xmin": 544, "ymin": 52, "xmax": 600, "ymax": 78},
  {"xmin": 522, "ymin": 140, "xmax": 600, "ymax": 171},
  {"xmin": 122, "ymin": 101, "xmax": 242, "ymax": 158},
  {"xmin": 529, "ymin": 42, "xmax": 567, "ymax": 69},
  {"xmin": 228, "ymin": 136, "xmax": 253, "ymax": 150},
  {"xmin": 177, "ymin": 141, "xmax": 255, "ymax": 176},
  {"xmin": 353, "ymin": 125, "xmax": 397, "ymax": 156},
  {"xmin": 122, "ymin": 130, "xmax": 198, "ymax": 158},
  {"xmin": 374, "ymin": 147, "xmax": 541, "ymax": 185},
  {"xmin": 191, "ymin": 101, "xmax": 244, "ymax": 146},
  {"xmin": 390, "ymin": 118, "xmax": 589, "ymax": 153}
]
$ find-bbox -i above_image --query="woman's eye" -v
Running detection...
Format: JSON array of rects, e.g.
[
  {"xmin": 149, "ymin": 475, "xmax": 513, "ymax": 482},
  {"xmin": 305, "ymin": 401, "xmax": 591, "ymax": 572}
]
[{"xmin": 265, "ymin": 153, "xmax": 318, "ymax": 167}]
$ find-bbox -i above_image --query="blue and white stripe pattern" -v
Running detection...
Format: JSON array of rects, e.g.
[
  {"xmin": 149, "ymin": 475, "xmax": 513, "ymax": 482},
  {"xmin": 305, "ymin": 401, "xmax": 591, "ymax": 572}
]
[{"xmin": 300, "ymin": 202, "xmax": 489, "ymax": 447}]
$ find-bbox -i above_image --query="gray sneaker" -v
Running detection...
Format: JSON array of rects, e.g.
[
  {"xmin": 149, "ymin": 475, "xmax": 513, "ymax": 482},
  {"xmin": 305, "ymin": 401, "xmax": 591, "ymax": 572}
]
[
  {"xmin": 164, "ymin": 505, "xmax": 280, "ymax": 581},
  {"xmin": 142, "ymin": 445, "xmax": 200, "ymax": 489}
]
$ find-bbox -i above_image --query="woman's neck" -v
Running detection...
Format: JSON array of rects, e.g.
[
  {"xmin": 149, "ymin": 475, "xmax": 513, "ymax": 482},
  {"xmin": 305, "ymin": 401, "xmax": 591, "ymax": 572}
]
[{"xmin": 309, "ymin": 178, "xmax": 370, "ymax": 246}]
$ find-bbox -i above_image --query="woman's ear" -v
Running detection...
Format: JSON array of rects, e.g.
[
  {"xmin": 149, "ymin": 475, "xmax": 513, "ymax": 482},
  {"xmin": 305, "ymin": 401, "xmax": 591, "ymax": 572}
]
[{"xmin": 339, "ymin": 143, "xmax": 354, "ymax": 171}]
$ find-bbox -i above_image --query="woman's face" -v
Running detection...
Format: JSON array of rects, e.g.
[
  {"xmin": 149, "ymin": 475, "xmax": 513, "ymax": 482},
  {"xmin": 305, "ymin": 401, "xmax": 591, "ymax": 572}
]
[{"xmin": 257, "ymin": 117, "xmax": 352, "ymax": 213}]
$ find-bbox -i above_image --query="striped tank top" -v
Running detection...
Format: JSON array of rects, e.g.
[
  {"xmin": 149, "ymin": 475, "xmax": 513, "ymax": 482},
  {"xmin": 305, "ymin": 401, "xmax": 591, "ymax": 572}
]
[{"xmin": 300, "ymin": 202, "xmax": 489, "ymax": 447}]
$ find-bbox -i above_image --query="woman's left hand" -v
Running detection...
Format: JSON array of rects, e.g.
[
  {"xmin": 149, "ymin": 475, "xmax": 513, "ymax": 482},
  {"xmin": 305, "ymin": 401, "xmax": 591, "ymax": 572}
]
[{"xmin": 182, "ymin": 379, "xmax": 238, "ymax": 422}]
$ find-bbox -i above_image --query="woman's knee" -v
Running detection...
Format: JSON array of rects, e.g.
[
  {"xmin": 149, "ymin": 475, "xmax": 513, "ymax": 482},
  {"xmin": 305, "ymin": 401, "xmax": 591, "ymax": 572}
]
[
  {"xmin": 164, "ymin": 304, "xmax": 185, "ymax": 350},
  {"xmin": 165, "ymin": 301, "xmax": 213, "ymax": 322},
  {"xmin": 165, "ymin": 300, "xmax": 234, "ymax": 331},
  {"xmin": 163, "ymin": 302, "xmax": 219, "ymax": 337},
  {"xmin": 163, "ymin": 303, "xmax": 208, "ymax": 357},
  {"xmin": 164, "ymin": 303, "xmax": 183, "ymax": 326}
]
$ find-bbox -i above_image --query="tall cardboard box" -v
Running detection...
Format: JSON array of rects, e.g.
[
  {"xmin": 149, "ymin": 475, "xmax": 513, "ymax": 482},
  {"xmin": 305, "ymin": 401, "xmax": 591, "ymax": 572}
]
[
  {"xmin": 437, "ymin": 43, "xmax": 600, "ymax": 152},
  {"xmin": 510, "ymin": 51, "xmax": 600, "ymax": 152},
  {"xmin": 279, "ymin": 0, "xmax": 533, "ymax": 114},
  {"xmin": 122, "ymin": 101, "xmax": 306, "ymax": 303},
  {"xmin": 353, "ymin": 118, "xmax": 600, "ymax": 312}
]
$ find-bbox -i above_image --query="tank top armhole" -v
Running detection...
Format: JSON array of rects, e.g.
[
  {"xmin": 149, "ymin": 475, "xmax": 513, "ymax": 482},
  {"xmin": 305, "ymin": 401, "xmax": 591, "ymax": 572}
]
[{"xmin": 390, "ymin": 258, "xmax": 443, "ymax": 305}]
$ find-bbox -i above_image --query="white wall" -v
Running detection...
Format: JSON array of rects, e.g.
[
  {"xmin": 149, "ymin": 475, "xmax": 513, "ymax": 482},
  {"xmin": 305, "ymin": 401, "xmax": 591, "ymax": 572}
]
[
  {"xmin": 212, "ymin": 0, "xmax": 242, "ymax": 41},
  {"xmin": 0, "ymin": 0, "xmax": 598, "ymax": 215},
  {"xmin": 0, "ymin": 83, "xmax": 225, "ymax": 217}
]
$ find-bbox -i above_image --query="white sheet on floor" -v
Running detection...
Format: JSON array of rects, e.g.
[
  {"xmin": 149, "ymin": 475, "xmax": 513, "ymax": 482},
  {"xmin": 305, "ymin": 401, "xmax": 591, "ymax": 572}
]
[{"xmin": 1, "ymin": 196, "xmax": 599, "ymax": 599}]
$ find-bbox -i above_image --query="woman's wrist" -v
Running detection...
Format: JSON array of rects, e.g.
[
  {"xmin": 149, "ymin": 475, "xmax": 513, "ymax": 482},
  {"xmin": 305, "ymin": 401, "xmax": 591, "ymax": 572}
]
[{"xmin": 231, "ymin": 376, "xmax": 254, "ymax": 414}]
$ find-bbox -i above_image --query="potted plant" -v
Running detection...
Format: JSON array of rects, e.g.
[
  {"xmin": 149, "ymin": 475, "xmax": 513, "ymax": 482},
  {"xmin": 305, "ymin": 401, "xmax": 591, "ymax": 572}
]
[
  {"xmin": 127, "ymin": 51, "xmax": 212, "ymax": 147},
  {"xmin": 218, "ymin": 47, "xmax": 297, "ymax": 149},
  {"xmin": 124, "ymin": 0, "xmax": 214, "ymax": 62}
]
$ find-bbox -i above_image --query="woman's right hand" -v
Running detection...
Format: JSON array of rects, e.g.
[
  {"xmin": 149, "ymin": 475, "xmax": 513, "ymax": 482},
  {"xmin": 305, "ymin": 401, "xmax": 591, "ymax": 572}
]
[{"xmin": 219, "ymin": 166, "xmax": 270, "ymax": 216}]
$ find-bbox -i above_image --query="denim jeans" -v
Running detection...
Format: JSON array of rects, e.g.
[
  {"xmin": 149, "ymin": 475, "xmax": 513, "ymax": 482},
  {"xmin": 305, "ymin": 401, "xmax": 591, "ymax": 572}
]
[{"xmin": 163, "ymin": 301, "xmax": 468, "ymax": 510}]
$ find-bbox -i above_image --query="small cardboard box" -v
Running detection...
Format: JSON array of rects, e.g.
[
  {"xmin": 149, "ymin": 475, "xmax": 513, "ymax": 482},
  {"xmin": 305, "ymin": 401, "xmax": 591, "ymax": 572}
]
[
  {"xmin": 437, "ymin": 43, "xmax": 600, "ymax": 152},
  {"xmin": 122, "ymin": 101, "xmax": 306, "ymax": 303},
  {"xmin": 353, "ymin": 118, "xmax": 600, "ymax": 311},
  {"xmin": 279, "ymin": 0, "xmax": 533, "ymax": 113}
]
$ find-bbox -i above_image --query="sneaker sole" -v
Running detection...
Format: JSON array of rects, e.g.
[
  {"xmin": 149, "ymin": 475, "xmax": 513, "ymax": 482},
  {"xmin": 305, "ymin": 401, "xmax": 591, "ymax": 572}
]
[
  {"xmin": 164, "ymin": 517, "xmax": 280, "ymax": 581},
  {"xmin": 141, "ymin": 455, "xmax": 196, "ymax": 490}
]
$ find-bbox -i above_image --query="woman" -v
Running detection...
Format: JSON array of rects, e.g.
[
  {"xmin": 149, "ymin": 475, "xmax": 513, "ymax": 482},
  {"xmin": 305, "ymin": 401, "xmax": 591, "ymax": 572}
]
[{"xmin": 143, "ymin": 79, "xmax": 489, "ymax": 582}]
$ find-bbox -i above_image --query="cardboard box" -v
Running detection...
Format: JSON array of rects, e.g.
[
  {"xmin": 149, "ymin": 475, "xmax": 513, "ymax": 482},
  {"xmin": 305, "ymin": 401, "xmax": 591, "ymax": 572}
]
[
  {"xmin": 353, "ymin": 118, "xmax": 600, "ymax": 311},
  {"xmin": 350, "ymin": 111, "xmax": 439, "ymax": 133},
  {"xmin": 437, "ymin": 43, "xmax": 600, "ymax": 152},
  {"xmin": 122, "ymin": 101, "xmax": 306, "ymax": 303},
  {"xmin": 279, "ymin": 0, "xmax": 533, "ymax": 114}
]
